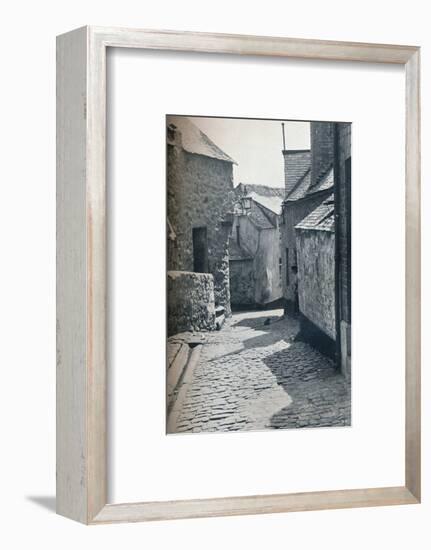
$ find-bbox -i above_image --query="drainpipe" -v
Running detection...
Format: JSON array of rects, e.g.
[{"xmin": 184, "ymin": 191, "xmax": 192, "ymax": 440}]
[{"xmin": 333, "ymin": 124, "xmax": 342, "ymax": 370}]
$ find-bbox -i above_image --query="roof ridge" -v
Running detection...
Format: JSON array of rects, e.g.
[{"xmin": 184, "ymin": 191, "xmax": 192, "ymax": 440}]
[
  {"xmin": 310, "ymin": 163, "xmax": 333, "ymax": 189},
  {"xmin": 255, "ymin": 202, "xmax": 277, "ymax": 227},
  {"xmin": 167, "ymin": 116, "xmax": 237, "ymax": 164}
]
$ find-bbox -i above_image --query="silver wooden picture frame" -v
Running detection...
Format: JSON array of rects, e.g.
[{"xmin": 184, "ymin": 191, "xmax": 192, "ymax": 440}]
[{"xmin": 56, "ymin": 26, "xmax": 421, "ymax": 524}]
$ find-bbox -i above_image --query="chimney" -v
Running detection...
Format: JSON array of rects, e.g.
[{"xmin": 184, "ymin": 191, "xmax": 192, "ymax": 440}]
[
  {"xmin": 281, "ymin": 122, "xmax": 311, "ymax": 198},
  {"xmin": 310, "ymin": 121, "xmax": 335, "ymax": 186}
]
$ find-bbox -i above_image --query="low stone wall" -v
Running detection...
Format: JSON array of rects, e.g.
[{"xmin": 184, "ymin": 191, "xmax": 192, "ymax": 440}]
[{"xmin": 167, "ymin": 271, "xmax": 216, "ymax": 336}]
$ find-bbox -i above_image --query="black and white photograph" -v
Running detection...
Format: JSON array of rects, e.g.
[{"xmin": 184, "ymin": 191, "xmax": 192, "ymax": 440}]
[
  {"xmin": 1, "ymin": 0, "xmax": 426, "ymax": 541},
  {"xmin": 166, "ymin": 115, "xmax": 351, "ymax": 434}
]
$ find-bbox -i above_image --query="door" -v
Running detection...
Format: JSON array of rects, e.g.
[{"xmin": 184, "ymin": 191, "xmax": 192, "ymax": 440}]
[{"xmin": 192, "ymin": 227, "xmax": 208, "ymax": 273}]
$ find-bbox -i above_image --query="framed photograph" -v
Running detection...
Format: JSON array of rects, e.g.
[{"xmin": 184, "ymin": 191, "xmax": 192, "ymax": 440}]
[{"xmin": 57, "ymin": 27, "xmax": 420, "ymax": 524}]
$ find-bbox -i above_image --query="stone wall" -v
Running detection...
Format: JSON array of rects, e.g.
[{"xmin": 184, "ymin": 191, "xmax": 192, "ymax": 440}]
[
  {"xmin": 229, "ymin": 259, "xmax": 255, "ymax": 307},
  {"xmin": 167, "ymin": 143, "xmax": 234, "ymax": 316},
  {"xmin": 282, "ymin": 191, "xmax": 332, "ymax": 304},
  {"xmin": 296, "ymin": 228, "xmax": 336, "ymax": 340},
  {"xmin": 167, "ymin": 271, "xmax": 216, "ymax": 336},
  {"xmin": 233, "ymin": 213, "xmax": 283, "ymax": 306}
]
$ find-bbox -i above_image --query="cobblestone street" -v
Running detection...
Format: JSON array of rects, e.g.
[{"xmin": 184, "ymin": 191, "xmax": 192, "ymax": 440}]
[{"xmin": 169, "ymin": 309, "xmax": 351, "ymax": 433}]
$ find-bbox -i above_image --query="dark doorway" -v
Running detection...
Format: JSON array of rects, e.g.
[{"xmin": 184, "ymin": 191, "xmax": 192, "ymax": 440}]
[{"xmin": 192, "ymin": 227, "xmax": 208, "ymax": 273}]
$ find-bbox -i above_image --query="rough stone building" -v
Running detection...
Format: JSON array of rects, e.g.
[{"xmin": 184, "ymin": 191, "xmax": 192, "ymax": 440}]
[
  {"xmin": 167, "ymin": 116, "xmax": 235, "ymax": 335},
  {"xmin": 295, "ymin": 195, "xmax": 336, "ymax": 356},
  {"xmin": 292, "ymin": 123, "xmax": 351, "ymax": 377},
  {"xmin": 229, "ymin": 184, "xmax": 284, "ymax": 308},
  {"xmin": 281, "ymin": 122, "xmax": 335, "ymax": 314}
]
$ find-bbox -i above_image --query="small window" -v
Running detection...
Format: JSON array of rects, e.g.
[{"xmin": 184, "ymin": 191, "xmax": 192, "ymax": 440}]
[{"xmin": 279, "ymin": 257, "xmax": 282, "ymax": 279}]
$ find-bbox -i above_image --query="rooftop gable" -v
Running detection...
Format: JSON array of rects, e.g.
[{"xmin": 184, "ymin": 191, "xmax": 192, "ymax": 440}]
[
  {"xmin": 167, "ymin": 116, "xmax": 236, "ymax": 164},
  {"xmin": 295, "ymin": 195, "xmax": 335, "ymax": 232}
]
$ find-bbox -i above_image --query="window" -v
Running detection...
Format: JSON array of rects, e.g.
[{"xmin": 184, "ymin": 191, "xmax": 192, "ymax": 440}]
[{"xmin": 279, "ymin": 257, "xmax": 282, "ymax": 279}]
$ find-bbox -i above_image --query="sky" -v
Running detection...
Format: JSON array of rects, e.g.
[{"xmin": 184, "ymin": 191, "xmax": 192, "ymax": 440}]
[{"xmin": 190, "ymin": 117, "xmax": 310, "ymax": 188}]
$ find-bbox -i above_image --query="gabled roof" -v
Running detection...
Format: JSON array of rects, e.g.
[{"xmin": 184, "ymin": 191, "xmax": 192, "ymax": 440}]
[
  {"xmin": 285, "ymin": 169, "xmax": 311, "ymax": 201},
  {"xmin": 285, "ymin": 165, "xmax": 334, "ymax": 202},
  {"xmin": 248, "ymin": 202, "xmax": 276, "ymax": 229},
  {"xmin": 248, "ymin": 192, "xmax": 283, "ymax": 215},
  {"xmin": 309, "ymin": 164, "xmax": 334, "ymax": 194},
  {"xmin": 295, "ymin": 195, "xmax": 335, "ymax": 232},
  {"xmin": 167, "ymin": 116, "xmax": 236, "ymax": 164},
  {"xmin": 237, "ymin": 183, "xmax": 285, "ymax": 199},
  {"xmin": 235, "ymin": 183, "xmax": 284, "ymax": 215},
  {"xmin": 283, "ymin": 150, "xmax": 311, "ymax": 191}
]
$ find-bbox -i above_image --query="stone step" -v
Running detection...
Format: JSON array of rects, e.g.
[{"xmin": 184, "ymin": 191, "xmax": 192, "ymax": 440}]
[
  {"xmin": 215, "ymin": 313, "xmax": 226, "ymax": 330},
  {"xmin": 215, "ymin": 305, "xmax": 225, "ymax": 317}
]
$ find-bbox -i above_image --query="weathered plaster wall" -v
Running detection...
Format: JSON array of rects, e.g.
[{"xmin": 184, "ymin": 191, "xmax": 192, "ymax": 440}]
[
  {"xmin": 254, "ymin": 227, "xmax": 283, "ymax": 305},
  {"xmin": 167, "ymin": 143, "xmax": 234, "ymax": 315},
  {"xmin": 167, "ymin": 271, "xmax": 216, "ymax": 336},
  {"xmin": 229, "ymin": 259, "xmax": 255, "ymax": 307},
  {"xmin": 282, "ymin": 191, "xmax": 332, "ymax": 303},
  {"xmin": 296, "ymin": 228, "xmax": 336, "ymax": 339},
  {"xmin": 233, "ymin": 213, "xmax": 282, "ymax": 306},
  {"xmin": 236, "ymin": 212, "xmax": 259, "ymax": 255}
]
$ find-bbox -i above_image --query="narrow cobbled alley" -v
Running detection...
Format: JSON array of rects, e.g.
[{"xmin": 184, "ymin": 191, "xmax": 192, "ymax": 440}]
[{"xmin": 168, "ymin": 309, "xmax": 351, "ymax": 434}]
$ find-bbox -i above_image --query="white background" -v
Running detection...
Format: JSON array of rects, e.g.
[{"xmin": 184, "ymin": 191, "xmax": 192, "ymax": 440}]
[
  {"xmin": 110, "ymin": 49, "xmax": 405, "ymax": 502},
  {"xmin": 1, "ymin": 1, "xmax": 430, "ymax": 548}
]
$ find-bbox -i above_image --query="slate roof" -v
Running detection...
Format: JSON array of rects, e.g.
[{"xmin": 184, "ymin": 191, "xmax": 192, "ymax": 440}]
[
  {"xmin": 248, "ymin": 202, "xmax": 275, "ymax": 229},
  {"xmin": 228, "ymin": 237, "xmax": 254, "ymax": 260},
  {"xmin": 248, "ymin": 192, "xmax": 284, "ymax": 215},
  {"xmin": 235, "ymin": 183, "xmax": 285, "ymax": 215},
  {"xmin": 285, "ymin": 169, "xmax": 311, "ymax": 201},
  {"xmin": 167, "ymin": 116, "xmax": 236, "ymax": 164},
  {"xmin": 237, "ymin": 184, "xmax": 285, "ymax": 199},
  {"xmin": 285, "ymin": 165, "xmax": 334, "ymax": 202},
  {"xmin": 295, "ymin": 195, "xmax": 335, "ymax": 232},
  {"xmin": 309, "ymin": 165, "xmax": 334, "ymax": 193},
  {"xmin": 283, "ymin": 150, "xmax": 311, "ymax": 189}
]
